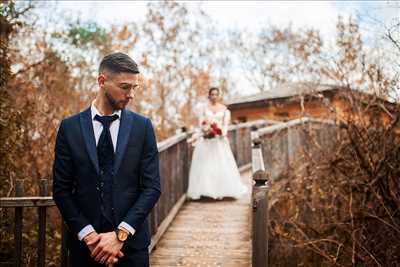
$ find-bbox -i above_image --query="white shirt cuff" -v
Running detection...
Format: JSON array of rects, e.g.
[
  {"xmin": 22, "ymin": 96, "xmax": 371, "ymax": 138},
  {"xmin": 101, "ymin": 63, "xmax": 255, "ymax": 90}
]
[
  {"xmin": 118, "ymin": 221, "xmax": 136, "ymax": 235},
  {"xmin": 77, "ymin": 224, "xmax": 95, "ymax": 241}
]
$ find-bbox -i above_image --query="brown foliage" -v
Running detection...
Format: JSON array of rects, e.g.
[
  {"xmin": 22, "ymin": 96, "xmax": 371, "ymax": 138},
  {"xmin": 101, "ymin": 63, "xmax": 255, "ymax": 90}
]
[
  {"xmin": 0, "ymin": 1, "xmax": 232, "ymax": 264},
  {"xmin": 0, "ymin": 3, "xmax": 91, "ymax": 264},
  {"xmin": 268, "ymin": 92, "xmax": 400, "ymax": 266}
]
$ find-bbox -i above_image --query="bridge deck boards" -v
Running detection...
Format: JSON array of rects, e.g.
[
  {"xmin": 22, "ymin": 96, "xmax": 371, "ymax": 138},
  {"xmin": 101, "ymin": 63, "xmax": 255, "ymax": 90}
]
[{"xmin": 150, "ymin": 171, "xmax": 252, "ymax": 267}]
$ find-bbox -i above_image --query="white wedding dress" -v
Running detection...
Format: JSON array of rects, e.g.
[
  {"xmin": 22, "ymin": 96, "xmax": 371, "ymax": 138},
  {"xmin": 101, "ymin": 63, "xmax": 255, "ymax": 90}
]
[{"xmin": 187, "ymin": 106, "xmax": 248, "ymax": 200}]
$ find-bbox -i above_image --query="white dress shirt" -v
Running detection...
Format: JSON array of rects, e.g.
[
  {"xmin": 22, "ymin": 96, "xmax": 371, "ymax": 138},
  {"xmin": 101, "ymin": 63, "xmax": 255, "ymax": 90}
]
[{"xmin": 77, "ymin": 103, "xmax": 135, "ymax": 241}]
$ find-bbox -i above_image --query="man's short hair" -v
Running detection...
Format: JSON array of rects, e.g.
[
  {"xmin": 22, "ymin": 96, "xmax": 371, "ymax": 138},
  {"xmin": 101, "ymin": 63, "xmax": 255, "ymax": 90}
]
[{"xmin": 99, "ymin": 52, "xmax": 140, "ymax": 76}]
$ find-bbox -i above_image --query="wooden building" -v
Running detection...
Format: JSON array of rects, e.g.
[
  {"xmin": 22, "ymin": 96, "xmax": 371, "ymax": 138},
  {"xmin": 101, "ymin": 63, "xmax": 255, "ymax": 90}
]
[{"xmin": 225, "ymin": 83, "xmax": 399, "ymax": 128}]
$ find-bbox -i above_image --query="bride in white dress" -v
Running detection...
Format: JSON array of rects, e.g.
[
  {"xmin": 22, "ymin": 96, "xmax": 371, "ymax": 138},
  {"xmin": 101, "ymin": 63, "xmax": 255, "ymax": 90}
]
[{"xmin": 187, "ymin": 87, "xmax": 248, "ymax": 200}]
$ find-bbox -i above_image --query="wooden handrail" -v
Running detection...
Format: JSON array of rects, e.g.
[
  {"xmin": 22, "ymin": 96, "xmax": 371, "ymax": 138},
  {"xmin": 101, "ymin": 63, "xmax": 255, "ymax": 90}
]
[
  {"xmin": 0, "ymin": 197, "xmax": 55, "ymax": 207},
  {"xmin": 257, "ymin": 117, "xmax": 335, "ymax": 137},
  {"xmin": 228, "ymin": 119, "xmax": 277, "ymax": 131},
  {"xmin": 157, "ymin": 132, "xmax": 188, "ymax": 152}
]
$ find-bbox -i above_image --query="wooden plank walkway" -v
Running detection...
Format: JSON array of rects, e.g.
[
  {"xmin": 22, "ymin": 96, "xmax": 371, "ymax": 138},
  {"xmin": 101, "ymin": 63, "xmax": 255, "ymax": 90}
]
[{"xmin": 150, "ymin": 171, "xmax": 252, "ymax": 267}]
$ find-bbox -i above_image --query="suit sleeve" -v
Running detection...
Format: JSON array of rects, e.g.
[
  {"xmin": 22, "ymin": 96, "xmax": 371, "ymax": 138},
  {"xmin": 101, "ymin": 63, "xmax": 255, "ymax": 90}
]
[
  {"xmin": 52, "ymin": 120, "xmax": 91, "ymax": 236},
  {"xmin": 121, "ymin": 118, "xmax": 161, "ymax": 230}
]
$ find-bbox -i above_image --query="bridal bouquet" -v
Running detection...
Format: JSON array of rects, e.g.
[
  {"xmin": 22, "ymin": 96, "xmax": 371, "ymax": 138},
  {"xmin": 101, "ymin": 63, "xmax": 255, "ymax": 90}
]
[{"xmin": 201, "ymin": 120, "xmax": 222, "ymax": 139}]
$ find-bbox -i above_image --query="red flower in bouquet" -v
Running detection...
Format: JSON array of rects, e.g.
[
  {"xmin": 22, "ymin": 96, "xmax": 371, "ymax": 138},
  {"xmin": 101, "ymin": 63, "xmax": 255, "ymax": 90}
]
[
  {"xmin": 202, "ymin": 120, "xmax": 222, "ymax": 139},
  {"xmin": 210, "ymin": 123, "xmax": 222, "ymax": 136},
  {"xmin": 206, "ymin": 131, "xmax": 216, "ymax": 138}
]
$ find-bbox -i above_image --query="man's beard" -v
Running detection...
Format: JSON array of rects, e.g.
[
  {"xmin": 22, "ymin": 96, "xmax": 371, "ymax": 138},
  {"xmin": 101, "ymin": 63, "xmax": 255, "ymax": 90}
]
[{"xmin": 105, "ymin": 91, "xmax": 128, "ymax": 111}]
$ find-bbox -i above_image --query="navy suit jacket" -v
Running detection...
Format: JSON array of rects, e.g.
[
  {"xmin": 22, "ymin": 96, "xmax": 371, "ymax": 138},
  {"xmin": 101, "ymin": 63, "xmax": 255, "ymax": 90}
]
[{"xmin": 52, "ymin": 107, "xmax": 161, "ymax": 249}]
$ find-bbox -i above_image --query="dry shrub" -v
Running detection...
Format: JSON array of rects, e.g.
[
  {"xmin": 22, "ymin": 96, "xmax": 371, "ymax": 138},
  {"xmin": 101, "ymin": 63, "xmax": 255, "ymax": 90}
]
[{"xmin": 268, "ymin": 92, "xmax": 400, "ymax": 266}]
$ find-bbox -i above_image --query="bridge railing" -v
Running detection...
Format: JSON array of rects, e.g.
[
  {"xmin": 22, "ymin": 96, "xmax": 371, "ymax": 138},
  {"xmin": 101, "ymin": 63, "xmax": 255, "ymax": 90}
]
[
  {"xmin": 0, "ymin": 179, "xmax": 62, "ymax": 267},
  {"xmin": 250, "ymin": 117, "xmax": 337, "ymax": 267}
]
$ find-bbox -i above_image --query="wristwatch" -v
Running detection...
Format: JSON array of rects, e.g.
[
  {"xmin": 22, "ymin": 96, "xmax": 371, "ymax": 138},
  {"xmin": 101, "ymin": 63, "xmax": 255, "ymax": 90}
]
[{"xmin": 115, "ymin": 228, "xmax": 130, "ymax": 242}]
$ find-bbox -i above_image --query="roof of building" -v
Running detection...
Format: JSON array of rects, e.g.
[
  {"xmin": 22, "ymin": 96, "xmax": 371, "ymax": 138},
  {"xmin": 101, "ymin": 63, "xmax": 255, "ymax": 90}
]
[{"xmin": 225, "ymin": 83, "xmax": 343, "ymax": 106}]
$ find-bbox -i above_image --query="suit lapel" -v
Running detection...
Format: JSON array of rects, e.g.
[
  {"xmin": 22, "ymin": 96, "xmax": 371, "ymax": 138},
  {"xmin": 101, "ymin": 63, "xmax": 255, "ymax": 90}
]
[
  {"xmin": 80, "ymin": 107, "xmax": 100, "ymax": 174},
  {"xmin": 114, "ymin": 109, "xmax": 133, "ymax": 174}
]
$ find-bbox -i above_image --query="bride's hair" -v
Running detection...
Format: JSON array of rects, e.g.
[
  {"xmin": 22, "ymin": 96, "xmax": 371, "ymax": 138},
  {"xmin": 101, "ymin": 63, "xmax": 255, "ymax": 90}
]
[{"xmin": 208, "ymin": 87, "xmax": 220, "ymax": 96}]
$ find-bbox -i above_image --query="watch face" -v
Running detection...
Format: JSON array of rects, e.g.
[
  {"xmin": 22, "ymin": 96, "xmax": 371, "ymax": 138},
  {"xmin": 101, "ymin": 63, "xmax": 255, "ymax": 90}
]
[{"xmin": 118, "ymin": 230, "xmax": 128, "ymax": 241}]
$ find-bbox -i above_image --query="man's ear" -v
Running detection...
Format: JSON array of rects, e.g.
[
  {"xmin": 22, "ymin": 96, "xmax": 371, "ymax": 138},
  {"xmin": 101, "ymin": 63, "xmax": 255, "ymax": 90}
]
[{"xmin": 98, "ymin": 74, "xmax": 106, "ymax": 88}]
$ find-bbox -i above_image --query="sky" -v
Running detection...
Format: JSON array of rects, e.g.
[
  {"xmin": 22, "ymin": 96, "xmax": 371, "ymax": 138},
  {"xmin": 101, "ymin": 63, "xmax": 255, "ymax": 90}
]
[
  {"xmin": 45, "ymin": 1, "xmax": 398, "ymax": 36},
  {"xmin": 34, "ymin": 1, "xmax": 399, "ymax": 96}
]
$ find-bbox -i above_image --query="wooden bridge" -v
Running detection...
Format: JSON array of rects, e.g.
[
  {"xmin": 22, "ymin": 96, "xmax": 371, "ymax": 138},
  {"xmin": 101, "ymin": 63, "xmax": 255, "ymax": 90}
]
[
  {"xmin": 0, "ymin": 117, "xmax": 335, "ymax": 266},
  {"xmin": 148, "ymin": 119, "xmax": 271, "ymax": 267},
  {"xmin": 150, "ymin": 170, "xmax": 252, "ymax": 267}
]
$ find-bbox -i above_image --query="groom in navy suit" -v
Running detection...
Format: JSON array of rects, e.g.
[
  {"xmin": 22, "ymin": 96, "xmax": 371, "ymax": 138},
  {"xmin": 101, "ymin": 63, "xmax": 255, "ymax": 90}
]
[{"xmin": 53, "ymin": 52, "xmax": 161, "ymax": 266}]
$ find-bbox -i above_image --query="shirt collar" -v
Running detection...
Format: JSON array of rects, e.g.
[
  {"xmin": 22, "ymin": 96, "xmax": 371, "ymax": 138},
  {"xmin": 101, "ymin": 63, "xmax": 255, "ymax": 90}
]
[{"xmin": 91, "ymin": 101, "xmax": 122, "ymax": 120}]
